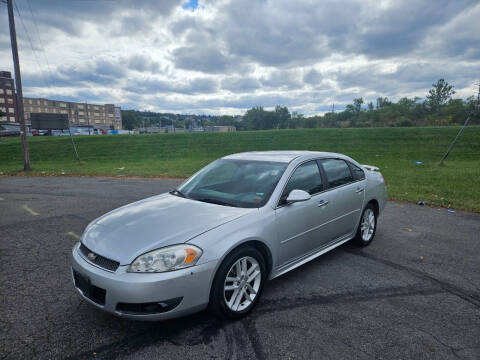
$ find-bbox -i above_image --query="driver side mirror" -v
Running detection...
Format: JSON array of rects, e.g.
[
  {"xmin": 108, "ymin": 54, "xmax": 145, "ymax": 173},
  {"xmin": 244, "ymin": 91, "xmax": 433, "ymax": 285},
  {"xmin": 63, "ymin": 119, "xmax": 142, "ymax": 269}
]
[{"xmin": 286, "ymin": 189, "xmax": 311, "ymax": 204}]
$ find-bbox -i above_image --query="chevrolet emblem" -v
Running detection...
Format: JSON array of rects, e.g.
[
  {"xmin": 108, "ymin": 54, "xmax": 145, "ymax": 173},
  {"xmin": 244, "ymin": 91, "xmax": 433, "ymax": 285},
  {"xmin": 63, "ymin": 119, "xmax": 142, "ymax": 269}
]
[{"xmin": 87, "ymin": 252, "xmax": 97, "ymax": 261}]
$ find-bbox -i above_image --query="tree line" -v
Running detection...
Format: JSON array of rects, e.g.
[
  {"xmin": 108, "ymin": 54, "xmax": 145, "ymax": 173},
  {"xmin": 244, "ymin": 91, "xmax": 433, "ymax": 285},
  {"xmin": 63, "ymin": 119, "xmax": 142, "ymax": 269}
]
[
  {"xmin": 121, "ymin": 79, "xmax": 479, "ymax": 131},
  {"xmin": 230, "ymin": 79, "xmax": 479, "ymax": 130},
  {"xmin": 120, "ymin": 111, "xmax": 223, "ymax": 130}
]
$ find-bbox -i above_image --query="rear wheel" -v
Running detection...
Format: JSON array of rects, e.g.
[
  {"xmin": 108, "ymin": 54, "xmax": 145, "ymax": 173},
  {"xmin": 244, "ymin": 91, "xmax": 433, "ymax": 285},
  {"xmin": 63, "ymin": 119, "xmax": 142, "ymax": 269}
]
[
  {"xmin": 353, "ymin": 203, "xmax": 377, "ymax": 246},
  {"xmin": 209, "ymin": 246, "xmax": 266, "ymax": 319}
]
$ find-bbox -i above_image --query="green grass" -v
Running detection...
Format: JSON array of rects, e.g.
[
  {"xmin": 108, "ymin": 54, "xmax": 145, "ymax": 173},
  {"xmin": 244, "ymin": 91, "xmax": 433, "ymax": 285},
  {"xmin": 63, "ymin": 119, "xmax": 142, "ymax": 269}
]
[{"xmin": 1, "ymin": 126, "xmax": 479, "ymax": 211}]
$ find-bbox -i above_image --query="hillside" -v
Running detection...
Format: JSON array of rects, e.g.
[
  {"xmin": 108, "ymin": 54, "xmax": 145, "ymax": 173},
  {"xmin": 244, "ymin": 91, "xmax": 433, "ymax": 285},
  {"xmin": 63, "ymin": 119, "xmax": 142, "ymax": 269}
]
[{"xmin": 1, "ymin": 126, "xmax": 479, "ymax": 211}]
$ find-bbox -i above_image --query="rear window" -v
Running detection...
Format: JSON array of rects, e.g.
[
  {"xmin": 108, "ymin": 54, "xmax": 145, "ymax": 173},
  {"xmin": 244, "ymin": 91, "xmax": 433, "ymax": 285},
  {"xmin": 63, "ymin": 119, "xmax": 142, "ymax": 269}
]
[
  {"xmin": 348, "ymin": 162, "xmax": 365, "ymax": 181},
  {"xmin": 319, "ymin": 159, "xmax": 354, "ymax": 188}
]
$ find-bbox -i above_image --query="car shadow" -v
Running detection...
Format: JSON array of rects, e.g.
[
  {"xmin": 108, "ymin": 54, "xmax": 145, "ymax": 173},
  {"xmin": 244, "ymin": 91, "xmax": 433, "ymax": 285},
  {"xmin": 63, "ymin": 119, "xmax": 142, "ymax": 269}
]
[{"xmin": 70, "ymin": 240, "xmax": 360, "ymax": 359}]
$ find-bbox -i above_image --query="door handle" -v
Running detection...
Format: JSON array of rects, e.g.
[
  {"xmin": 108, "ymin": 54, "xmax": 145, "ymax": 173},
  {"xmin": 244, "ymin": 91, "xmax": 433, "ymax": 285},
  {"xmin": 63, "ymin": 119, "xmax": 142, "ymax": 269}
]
[
  {"xmin": 318, "ymin": 200, "xmax": 329, "ymax": 207},
  {"xmin": 355, "ymin": 188, "xmax": 364, "ymax": 194}
]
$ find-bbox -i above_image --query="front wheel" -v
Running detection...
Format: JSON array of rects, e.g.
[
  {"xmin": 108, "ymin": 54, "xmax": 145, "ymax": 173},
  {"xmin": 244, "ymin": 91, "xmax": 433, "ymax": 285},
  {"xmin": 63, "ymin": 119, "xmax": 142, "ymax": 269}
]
[
  {"xmin": 353, "ymin": 204, "xmax": 377, "ymax": 246},
  {"xmin": 209, "ymin": 246, "xmax": 266, "ymax": 319}
]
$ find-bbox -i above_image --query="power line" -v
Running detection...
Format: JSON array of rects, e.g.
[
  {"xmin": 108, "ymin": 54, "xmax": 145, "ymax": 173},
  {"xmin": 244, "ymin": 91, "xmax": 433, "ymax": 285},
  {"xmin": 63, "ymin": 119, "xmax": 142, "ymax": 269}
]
[
  {"xmin": 439, "ymin": 82, "xmax": 479, "ymax": 165},
  {"xmin": 25, "ymin": 0, "xmax": 55, "ymax": 88},
  {"xmin": 13, "ymin": 0, "xmax": 51, "ymax": 89}
]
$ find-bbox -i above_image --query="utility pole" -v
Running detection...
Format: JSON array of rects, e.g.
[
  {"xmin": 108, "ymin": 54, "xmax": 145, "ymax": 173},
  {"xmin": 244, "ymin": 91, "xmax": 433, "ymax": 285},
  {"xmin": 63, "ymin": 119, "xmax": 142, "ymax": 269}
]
[{"xmin": 7, "ymin": 0, "xmax": 30, "ymax": 170}]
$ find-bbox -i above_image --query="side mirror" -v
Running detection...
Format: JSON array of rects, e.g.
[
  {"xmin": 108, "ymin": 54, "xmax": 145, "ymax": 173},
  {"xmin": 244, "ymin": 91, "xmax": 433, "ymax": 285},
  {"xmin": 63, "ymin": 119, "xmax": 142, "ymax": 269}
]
[{"xmin": 286, "ymin": 189, "xmax": 311, "ymax": 204}]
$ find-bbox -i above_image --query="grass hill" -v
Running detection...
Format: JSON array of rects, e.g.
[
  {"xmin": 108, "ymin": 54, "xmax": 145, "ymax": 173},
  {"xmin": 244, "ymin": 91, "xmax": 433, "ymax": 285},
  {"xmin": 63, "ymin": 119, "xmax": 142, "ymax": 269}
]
[{"xmin": 1, "ymin": 126, "xmax": 479, "ymax": 211}]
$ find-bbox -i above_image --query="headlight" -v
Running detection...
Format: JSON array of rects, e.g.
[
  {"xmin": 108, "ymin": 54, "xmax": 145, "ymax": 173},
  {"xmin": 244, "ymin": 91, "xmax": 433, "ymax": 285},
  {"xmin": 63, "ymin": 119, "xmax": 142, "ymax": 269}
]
[{"xmin": 127, "ymin": 244, "xmax": 203, "ymax": 273}]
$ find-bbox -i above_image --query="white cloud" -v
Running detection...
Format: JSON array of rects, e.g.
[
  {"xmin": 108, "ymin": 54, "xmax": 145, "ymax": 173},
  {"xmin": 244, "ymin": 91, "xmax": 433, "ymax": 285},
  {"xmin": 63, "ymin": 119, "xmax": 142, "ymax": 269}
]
[{"xmin": 0, "ymin": 0, "xmax": 478, "ymax": 115}]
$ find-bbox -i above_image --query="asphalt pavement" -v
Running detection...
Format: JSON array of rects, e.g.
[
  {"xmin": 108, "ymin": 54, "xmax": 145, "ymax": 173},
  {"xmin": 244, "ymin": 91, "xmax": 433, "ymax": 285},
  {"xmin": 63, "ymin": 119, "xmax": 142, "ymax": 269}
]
[{"xmin": 0, "ymin": 176, "xmax": 479, "ymax": 359}]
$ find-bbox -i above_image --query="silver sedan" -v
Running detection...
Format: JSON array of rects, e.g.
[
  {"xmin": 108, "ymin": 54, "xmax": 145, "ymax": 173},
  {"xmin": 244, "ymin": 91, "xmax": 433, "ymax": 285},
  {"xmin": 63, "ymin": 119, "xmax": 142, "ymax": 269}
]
[{"xmin": 71, "ymin": 151, "xmax": 387, "ymax": 320}]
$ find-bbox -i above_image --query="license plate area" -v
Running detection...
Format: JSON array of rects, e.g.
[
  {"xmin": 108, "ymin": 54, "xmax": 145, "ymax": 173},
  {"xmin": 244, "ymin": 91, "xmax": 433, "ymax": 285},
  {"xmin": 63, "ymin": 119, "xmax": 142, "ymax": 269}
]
[{"xmin": 73, "ymin": 270, "xmax": 106, "ymax": 306}]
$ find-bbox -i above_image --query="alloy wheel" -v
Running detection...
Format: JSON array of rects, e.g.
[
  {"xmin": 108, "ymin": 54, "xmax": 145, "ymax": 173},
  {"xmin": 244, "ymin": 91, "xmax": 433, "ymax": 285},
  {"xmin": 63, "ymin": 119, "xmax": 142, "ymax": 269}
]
[
  {"xmin": 361, "ymin": 208, "xmax": 375, "ymax": 242},
  {"xmin": 223, "ymin": 256, "xmax": 262, "ymax": 312}
]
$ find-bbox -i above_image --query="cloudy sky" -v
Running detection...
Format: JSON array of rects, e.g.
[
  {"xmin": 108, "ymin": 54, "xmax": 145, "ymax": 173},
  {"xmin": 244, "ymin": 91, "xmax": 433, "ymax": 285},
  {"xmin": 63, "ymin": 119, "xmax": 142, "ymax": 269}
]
[{"xmin": 0, "ymin": 0, "xmax": 479, "ymax": 115}]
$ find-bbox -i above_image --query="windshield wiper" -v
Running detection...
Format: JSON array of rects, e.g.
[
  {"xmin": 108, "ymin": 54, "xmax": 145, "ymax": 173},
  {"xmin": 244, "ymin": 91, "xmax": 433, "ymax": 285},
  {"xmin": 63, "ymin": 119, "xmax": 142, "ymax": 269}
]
[
  {"xmin": 169, "ymin": 189, "xmax": 188, "ymax": 198},
  {"xmin": 196, "ymin": 197, "xmax": 238, "ymax": 207}
]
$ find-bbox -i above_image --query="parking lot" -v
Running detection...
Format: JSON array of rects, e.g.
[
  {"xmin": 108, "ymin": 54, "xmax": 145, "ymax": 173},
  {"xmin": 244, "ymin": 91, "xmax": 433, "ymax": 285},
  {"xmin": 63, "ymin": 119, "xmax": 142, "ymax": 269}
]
[{"xmin": 0, "ymin": 176, "xmax": 479, "ymax": 359}]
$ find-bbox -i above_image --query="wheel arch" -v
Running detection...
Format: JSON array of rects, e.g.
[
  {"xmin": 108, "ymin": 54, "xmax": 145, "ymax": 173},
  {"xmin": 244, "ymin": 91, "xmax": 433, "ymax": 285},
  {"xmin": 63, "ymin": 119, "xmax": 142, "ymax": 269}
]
[
  {"xmin": 354, "ymin": 198, "xmax": 380, "ymax": 234},
  {"xmin": 207, "ymin": 239, "xmax": 273, "ymax": 300},
  {"xmin": 219, "ymin": 239, "xmax": 273, "ymax": 278},
  {"xmin": 239, "ymin": 239, "xmax": 273, "ymax": 277},
  {"xmin": 366, "ymin": 198, "xmax": 379, "ymax": 215}
]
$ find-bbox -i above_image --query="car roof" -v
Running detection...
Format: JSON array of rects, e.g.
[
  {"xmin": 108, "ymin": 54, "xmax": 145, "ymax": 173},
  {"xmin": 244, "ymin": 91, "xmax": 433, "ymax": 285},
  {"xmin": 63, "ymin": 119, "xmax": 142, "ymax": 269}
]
[{"xmin": 222, "ymin": 151, "xmax": 347, "ymax": 163}]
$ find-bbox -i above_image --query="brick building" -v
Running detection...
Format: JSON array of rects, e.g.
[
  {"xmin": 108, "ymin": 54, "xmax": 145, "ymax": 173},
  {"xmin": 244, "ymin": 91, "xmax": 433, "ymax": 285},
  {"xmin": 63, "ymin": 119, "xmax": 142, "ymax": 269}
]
[{"xmin": 0, "ymin": 71, "xmax": 18, "ymax": 123}]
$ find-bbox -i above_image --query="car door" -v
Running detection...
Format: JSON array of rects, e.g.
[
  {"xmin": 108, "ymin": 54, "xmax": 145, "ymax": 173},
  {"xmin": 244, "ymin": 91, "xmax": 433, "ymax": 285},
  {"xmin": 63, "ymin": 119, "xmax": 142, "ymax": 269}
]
[
  {"xmin": 275, "ymin": 160, "xmax": 334, "ymax": 266},
  {"xmin": 318, "ymin": 159, "xmax": 365, "ymax": 241}
]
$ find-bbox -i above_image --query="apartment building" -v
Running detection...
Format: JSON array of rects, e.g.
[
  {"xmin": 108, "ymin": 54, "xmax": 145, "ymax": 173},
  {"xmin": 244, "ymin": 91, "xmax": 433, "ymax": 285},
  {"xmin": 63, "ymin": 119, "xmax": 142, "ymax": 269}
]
[
  {"xmin": 0, "ymin": 70, "xmax": 122, "ymax": 129},
  {"xmin": 23, "ymin": 98, "xmax": 122, "ymax": 130},
  {"xmin": 0, "ymin": 71, "xmax": 18, "ymax": 123}
]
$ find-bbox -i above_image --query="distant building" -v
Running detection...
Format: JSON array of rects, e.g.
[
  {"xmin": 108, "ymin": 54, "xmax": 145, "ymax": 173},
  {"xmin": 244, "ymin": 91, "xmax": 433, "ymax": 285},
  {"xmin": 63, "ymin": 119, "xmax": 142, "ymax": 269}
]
[
  {"xmin": 138, "ymin": 126, "xmax": 166, "ymax": 134},
  {"xmin": 23, "ymin": 98, "xmax": 122, "ymax": 130},
  {"xmin": 0, "ymin": 71, "xmax": 17, "ymax": 123},
  {"xmin": 0, "ymin": 70, "xmax": 122, "ymax": 129},
  {"xmin": 205, "ymin": 125, "xmax": 236, "ymax": 132}
]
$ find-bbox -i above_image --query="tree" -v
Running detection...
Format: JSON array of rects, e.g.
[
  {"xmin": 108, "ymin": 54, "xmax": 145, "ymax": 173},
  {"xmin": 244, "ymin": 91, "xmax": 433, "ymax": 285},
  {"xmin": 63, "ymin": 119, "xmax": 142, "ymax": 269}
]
[
  {"xmin": 243, "ymin": 106, "xmax": 269, "ymax": 130},
  {"xmin": 121, "ymin": 110, "xmax": 142, "ymax": 130},
  {"xmin": 274, "ymin": 105, "xmax": 291, "ymax": 129},
  {"xmin": 376, "ymin": 97, "xmax": 391, "ymax": 109},
  {"xmin": 353, "ymin": 98, "xmax": 364, "ymax": 113},
  {"xmin": 218, "ymin": 115, "xmax": 236, "ymax": 126},
  {"xmin": 345, "ymin": 98, "xmax": 364, "ymax": 126},
  {"xmin": 465, "ymin": 96, "xmax": 480, "ymax": 125},
  {"xmin": 290, "ymin": 112, "xmax": 304, "ymax": 128},
  {"xmin": 425, "ymin": 79, "xmax": 455, "ymax": 113},
  {"xmin": 303, "ymin": 117, "xmax": 316, "ymax": 128}
]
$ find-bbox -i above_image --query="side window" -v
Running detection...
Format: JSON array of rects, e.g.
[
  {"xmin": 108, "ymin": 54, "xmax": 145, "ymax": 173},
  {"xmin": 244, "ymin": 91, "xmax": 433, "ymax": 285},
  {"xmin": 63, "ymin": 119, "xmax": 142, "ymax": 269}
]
[
  {"xmin": 280, "ymin": 161, "xmax": 323, "ymax": 204},
  {"xmin": 348, "ymin": 162, "xmax": 365, "ymax": 181},
  {"xmin": 319, "ymin": 159, "xmax": 354, "ymax": 188}
]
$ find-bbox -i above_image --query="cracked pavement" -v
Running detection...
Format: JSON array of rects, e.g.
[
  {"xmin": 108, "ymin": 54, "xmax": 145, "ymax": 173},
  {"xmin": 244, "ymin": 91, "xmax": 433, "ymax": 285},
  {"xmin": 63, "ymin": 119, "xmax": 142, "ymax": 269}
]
[{"xmin": 0, "ymin": 176, "xmax": 479, "ymax": 359}]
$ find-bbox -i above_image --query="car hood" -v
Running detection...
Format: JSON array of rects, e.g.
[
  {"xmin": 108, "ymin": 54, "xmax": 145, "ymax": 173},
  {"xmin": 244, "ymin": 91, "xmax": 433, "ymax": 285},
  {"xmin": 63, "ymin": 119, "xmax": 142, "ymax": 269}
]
[{"xmin": 81, "ymin": 194, "xmax": 253, "ymax": 265}]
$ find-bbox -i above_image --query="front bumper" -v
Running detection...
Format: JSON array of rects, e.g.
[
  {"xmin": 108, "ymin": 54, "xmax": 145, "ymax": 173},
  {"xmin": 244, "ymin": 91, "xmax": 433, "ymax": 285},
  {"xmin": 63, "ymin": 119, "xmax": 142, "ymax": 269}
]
[{"xmin": 70, "ymin": 242, "xmax": 217, "ymax": 321}]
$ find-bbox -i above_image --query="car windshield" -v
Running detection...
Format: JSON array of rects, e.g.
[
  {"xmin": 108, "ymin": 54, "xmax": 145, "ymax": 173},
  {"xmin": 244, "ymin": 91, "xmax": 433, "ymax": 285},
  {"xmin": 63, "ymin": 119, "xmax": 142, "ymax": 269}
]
[{"xmin": 176, "ymin": 159, "xmax": 287, "ymax": 208}]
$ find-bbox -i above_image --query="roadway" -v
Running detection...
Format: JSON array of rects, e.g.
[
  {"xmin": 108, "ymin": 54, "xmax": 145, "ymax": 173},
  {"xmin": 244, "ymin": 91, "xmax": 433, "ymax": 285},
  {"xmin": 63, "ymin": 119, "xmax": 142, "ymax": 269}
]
[{"xmin": 0, "ymin": 176, "xmax": 479, "ymax": 359}]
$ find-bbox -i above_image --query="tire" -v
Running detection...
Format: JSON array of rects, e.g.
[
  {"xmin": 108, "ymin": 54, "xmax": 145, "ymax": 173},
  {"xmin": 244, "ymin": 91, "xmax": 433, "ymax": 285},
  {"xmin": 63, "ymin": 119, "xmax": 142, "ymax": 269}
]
[
  {"xmin": 209, "ymin": 246, "xmax": 266, "ymax": 319},
  {"xmin": 353, "ymin": 203, "xmax": 377, "ymax": 247}
]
